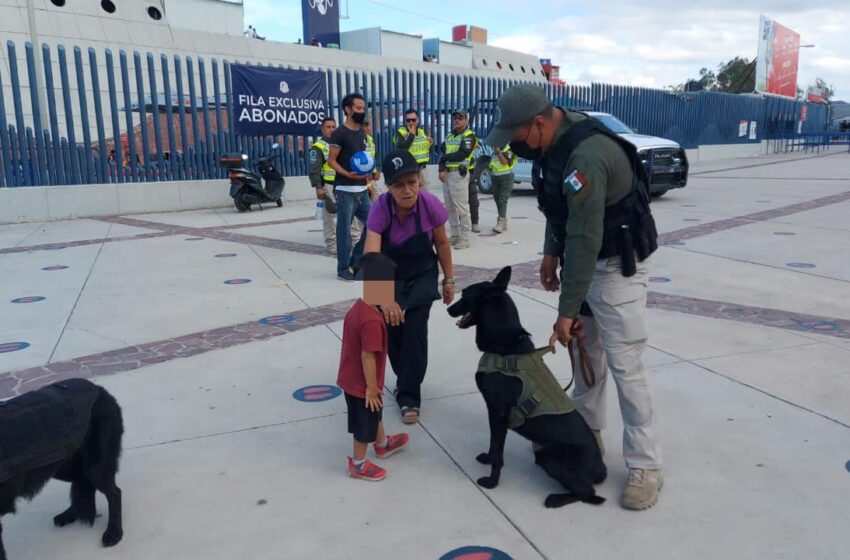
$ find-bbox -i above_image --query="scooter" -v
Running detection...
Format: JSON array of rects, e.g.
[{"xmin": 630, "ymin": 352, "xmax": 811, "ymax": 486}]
[{"xmin": 220, "ymin": 144, "xmax": 285, "ymax": 212}]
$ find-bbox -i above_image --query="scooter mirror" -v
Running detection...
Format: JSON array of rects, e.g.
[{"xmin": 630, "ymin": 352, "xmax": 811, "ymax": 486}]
[{"xmin": 271, "ymin": 143, "xmax": 280, "ymax": 150}]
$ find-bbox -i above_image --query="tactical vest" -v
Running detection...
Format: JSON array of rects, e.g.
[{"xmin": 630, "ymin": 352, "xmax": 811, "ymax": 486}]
[
  {"xmin": 444, "ymin": 129, "xmax": 475, "ymax": 170},
  {"xmin": 398, "ymin": 127, "xmax": 430, "ymax": 164},
  {"xmin": 489, "ymin": 145, "xmax": 517, "ymax": 176},
  {"xmin": 311, "ymin": 138, "xmax": 336, "ymax": 184},
  {"xmin": 478, "ymin": 347, "xmax": 575, "ymax": 429},
  {"xmin": 535, "ymin": 113, "xmax": 658, "ymax": 264}
]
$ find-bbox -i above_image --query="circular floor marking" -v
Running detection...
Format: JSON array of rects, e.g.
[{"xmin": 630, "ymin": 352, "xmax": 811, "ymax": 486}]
[
  {"xmin": 259, "ymin": 314, "xmax": 295, "ymax": 326},
  {"xmin": 0, "ymin": 342, "xmax": 30, "ymax": 353},
  {"xmin": 224, "ymin": 278, "xmax": 252, "ymax": 285},
  {"xmin": 215, "ymin": 253, "xmax": 238, "ymax": 258},
  {"xmin": 42, "ymin": 265, "xmax": 68, "ymax": 271},
  {"xmin": 12, "ymin": 296, "xmax": 46, "ymax": 304},
  {"xmin": 292, "ymin": 385, "xmax": 341, "ymax": 403},
  {"xmin": 786, "ymin": 262, "xmax": 816, "ymax": 269},
  {"xmin": 649, "ymin": 277, "xmax": 671, "ymax": 283},
  {"xmin": 439, "ymin": 546, "xmax": 513, "ymax": 560}
]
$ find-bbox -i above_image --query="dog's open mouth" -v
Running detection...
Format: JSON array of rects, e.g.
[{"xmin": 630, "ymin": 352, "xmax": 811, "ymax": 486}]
[{"xmin": 456, "ymin": 312, "xmax": 473, "ymax": 329}]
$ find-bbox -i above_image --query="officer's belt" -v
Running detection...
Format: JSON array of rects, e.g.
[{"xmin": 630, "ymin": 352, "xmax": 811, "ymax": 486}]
[{"xmin": 477, "ymin": 347, "xmax": 576, "ymax": 429}]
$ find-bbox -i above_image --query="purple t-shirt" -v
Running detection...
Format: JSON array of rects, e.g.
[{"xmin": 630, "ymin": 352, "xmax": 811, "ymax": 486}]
[{"xmin": 366, "ymin": 191, "xmax": 448, "ymax": 247}]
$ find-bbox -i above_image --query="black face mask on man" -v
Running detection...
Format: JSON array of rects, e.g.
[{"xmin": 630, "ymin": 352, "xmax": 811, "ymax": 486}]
[
  {"xmin": 510, "ymin": 122, "xmax": 542, "ymax": 161},
  {"xmin": 351, "ymin": 111, "xmax": 367, "ymax": 124}
]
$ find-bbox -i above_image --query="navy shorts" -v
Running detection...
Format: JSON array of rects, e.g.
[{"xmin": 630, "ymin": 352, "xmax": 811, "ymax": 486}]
[{"xmin": 345, "ymin": 392, "xmax": 382, "ymax": 443}]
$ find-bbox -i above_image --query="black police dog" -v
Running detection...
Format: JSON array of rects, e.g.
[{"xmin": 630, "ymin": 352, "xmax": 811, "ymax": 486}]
[
  {"xmin": 448, "ymin": 266, "xmax": 607, "ymax": 507},
  {"xmin": 0, "ymin": 379, "xmax": 124, "ymax": 559}
]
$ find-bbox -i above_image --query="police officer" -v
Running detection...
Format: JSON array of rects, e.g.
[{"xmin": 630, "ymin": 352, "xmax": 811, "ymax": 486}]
[
  {"xmin": 394, "ymin": 108, "xmax": 433, "ymax": 190},
  {"xmin": 438, "ymin": 109, "xmax": 478, "ymax": 249},
  {"xmin": 309, "ymin": 117, "xmax": 338, "ymax": 256},
  {"xmin": 488, "ymin": 144, "xmax": 517, "ymax": 233},
  {"xmin": 485, "ymin": 84, "xmax": 663, "ymax": 511}
]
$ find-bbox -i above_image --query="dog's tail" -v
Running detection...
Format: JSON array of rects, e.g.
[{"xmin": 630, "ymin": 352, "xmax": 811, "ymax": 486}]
[{"xmin": 581, "ymin": 494, "xmax": 606, "ymax": 505}]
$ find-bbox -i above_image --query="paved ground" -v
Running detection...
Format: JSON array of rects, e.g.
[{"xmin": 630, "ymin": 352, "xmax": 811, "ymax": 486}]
[{"xmin": 2, "ymin": 151, "xmax": 850, "ymax": 560}]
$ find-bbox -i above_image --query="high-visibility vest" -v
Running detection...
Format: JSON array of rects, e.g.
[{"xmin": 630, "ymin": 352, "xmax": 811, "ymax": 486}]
[
  {"xmin": 311, "ymin": 138, "xmax": 336, "ymax": 183},
  {"xmin": 444, "ymin": 128, "xmax": 475, "ymax": 170},
  {"xmin": 365, "ymin": 134, "xmax": 376, "ymax": 160},
  {"xmin": 489, "ymin": 145, "xmax": 517, "ymax": 176},
  {"xmin": 397, "ymin": 127, "xmax": 430, "ymax": 164}
]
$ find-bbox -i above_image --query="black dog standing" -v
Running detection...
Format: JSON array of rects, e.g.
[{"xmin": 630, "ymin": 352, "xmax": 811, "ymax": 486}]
[
  {"xmin": 448, "ymin": 267, "xmax": 606, "ymax": 507},
  {"xmin": 0, "ymin": 379, "xmax": 124, "ymax": 559}
]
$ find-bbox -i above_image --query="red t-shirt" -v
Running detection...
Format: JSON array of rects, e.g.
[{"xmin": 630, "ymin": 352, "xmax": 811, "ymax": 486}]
[{"xmin": 336, "ymin": 299, "xmax": 388, "ymax": 397}]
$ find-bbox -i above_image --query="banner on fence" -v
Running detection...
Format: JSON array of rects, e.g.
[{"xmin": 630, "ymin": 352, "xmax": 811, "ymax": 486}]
[
  {"xmin": 231, "ymin": 65, "xmax": 328, "ymax": 136},
  {"xmin": 755, "ymin": 15, "xmax": 800, "ymax": 98}
]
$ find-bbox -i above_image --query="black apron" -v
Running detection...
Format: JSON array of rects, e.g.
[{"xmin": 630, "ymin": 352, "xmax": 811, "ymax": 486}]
[{"xmin": 380, "ymin": 196, "xmax": 440, "ymax": 310}]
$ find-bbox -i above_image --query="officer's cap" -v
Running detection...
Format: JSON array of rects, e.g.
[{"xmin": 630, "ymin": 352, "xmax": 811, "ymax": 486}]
[
  {"xmin": 485, "ymin": 84, "xmax": 551, "ymax": 147},
  {"xmin": 451, "ymin": 108, "xmax": 469, "ymax": 118}
]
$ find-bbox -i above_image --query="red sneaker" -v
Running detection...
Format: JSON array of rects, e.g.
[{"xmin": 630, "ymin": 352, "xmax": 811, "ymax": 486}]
[
  {"xmin": 374, "ymin": 433, "xmax": 410, "ymax": 459},
  {"xmin": 347, "ymin": 457, "xmax": 387, "ymax": 481}
]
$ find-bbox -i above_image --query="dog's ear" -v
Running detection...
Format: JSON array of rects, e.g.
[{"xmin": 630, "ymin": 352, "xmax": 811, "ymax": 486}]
[{"xmin": 493, "ymin": 266, "xmax": 512, "ymax": 288}]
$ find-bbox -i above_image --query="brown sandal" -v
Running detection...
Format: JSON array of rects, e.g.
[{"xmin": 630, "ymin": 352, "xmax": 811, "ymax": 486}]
[{"xmin": 400, "ymin": 406, "xmax": 420, "ymax": 424}]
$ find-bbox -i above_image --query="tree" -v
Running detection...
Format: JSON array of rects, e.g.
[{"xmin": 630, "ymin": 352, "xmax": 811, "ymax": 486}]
[
  {"xmin": 676, "ymin": 57, "xmax": 755, "ymax": 93},
  {"xmin": 812, "ymin": 77, "xmax": 834, "ymax": 102}
]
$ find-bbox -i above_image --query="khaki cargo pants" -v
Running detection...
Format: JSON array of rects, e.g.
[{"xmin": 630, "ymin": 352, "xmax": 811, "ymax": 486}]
[
  {"xmin": 442, "ymin": 170, "xmax": 471, "ymax": 242},
  {"xmin": 570, "ymin": 256, "xmax": 662, "ymax": 470}
]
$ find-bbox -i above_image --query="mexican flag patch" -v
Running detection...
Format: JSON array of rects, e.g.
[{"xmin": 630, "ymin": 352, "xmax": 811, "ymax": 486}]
[{"xmin": 564, "ymin": 169, "xmax": 587, "ymax": 194}]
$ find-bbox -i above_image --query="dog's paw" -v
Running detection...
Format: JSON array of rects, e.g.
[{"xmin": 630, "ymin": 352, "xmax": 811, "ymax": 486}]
[
  {"xmin": 545, "ymin": 493, "xmax": 580, "ymax": 508},
  {"xmin": 476, "ymin": 453, "xmax": 492, "ymax": 465},
  {"xmin": 477, "ymin": 476, "xmax": 499, "ymax": 489},
  {"xmin": 102, "ymin": 527, "xmax": 124, "ymax": 548},
  {"xmin": 53, "ymin": 510, "xmax": 77, "ymax": 527}
]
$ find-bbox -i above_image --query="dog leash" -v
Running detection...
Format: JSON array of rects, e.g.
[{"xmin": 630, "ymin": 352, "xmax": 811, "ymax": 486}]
[{"xmin": 563, "ymin": 319, "xmax": 596, "ymax": 392}]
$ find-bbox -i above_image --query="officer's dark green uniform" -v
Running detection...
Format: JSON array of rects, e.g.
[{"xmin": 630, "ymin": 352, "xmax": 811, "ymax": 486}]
[
  {"xmin": 488, "ymin": 144, "xmax": 517, "ymax": 233},
  {"xmin": 485, "ymin": 85, "xmax": 663, "ymax": 498}
]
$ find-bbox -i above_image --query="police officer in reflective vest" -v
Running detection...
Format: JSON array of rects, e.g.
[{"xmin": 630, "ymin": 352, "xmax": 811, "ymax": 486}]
[
  {"xmin": 309, "ymin": 117, "xmax": 339, "ymax": 256},
  {"xmin": 394, "ymin": 108, "xmax": 433, "ymax": 190},
  {"xmin": 485, "ymin": 84, "xmax": 663, "ymax": 511},
  {"xmin": 438, "ymin": 109, "xmax": 478, "ymax": 249},
  {"xmin": 488, "ymin": 144, "xmax": 517, "ymax": 234}
]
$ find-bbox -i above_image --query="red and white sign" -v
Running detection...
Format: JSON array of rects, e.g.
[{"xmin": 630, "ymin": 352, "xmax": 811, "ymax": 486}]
[
  {"xmin": 755, "ymin": 15, "xmax": 800, "ymax": 98},
  {"xmin": 800, "ymin": 105, "xmax": 808, "ymax": 122},
  {"xmin": 806, "ymin": 86, "xmax": 827, "ymax": 104}
]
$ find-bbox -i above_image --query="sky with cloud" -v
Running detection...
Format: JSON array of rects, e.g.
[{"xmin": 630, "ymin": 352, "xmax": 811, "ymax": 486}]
[{"xmin": 244, "ymin": 0, "xmax": 850, "ymax": 100}]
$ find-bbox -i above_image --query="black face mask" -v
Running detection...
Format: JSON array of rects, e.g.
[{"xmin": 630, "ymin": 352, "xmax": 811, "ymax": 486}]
[
  {"xmin": 509, "ymin": 123, "xmax": 542, "ymax": 161},
  {"xmin": 351, "ymin": 111, "xmax": 367, "ymax": 124},
  {"xmin": 510, "ymin": 141, "xmax": 541, "ymax": 161}
]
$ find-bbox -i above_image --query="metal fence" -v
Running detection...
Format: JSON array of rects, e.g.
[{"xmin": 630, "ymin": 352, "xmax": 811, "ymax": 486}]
[
  {"xmin": 767, "ymin": 131, "xmax": 850, "ymax": 154},
  {"xmin": 0, "ymin": 39, "xmax": 832, "ymax": 188}
]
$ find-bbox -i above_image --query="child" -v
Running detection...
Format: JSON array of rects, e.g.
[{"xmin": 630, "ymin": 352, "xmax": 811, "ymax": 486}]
[{"xmin": 337, "ymin": 252, "xmax": 410, "ymax": 481}]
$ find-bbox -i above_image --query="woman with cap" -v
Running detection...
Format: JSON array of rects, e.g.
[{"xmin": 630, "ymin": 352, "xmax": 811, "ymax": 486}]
[{"xmin": 362, "ymin": 149, "xmax": 455, "ymax": 423}]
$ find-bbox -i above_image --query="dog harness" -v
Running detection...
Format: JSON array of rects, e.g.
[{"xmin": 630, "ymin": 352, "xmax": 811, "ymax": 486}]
[{"xmin": 477, "ymin": 347, "xmax": 575, "ymax": 429}]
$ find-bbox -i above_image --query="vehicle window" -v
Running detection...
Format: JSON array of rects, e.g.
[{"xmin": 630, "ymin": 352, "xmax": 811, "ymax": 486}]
[{"xmin": 594, "ymin": 115, "xmax": 634, "ymax": 134}]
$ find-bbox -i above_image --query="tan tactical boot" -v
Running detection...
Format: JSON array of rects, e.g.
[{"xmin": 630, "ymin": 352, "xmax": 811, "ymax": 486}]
[
  {"xmin": 621, "ymin": 468, "xmax": 663, "ymax": 510},
  {"xmin": 493, "ymin": 217, "xmax": 507, "ymax": 233},
  {"xmin": 471, "ymin": 223, "xmax": 481, "ymax": 233},
  {"xmin": 592, "ymin": 429, "xmax": 604, "ymax": 456},
  {"xmin": 454, "ymin": 239, "xmax": 470, "ymax": 250},
  {"xmin": 449, "ymin": 235, "xmax": 459, "ymax": 246}
]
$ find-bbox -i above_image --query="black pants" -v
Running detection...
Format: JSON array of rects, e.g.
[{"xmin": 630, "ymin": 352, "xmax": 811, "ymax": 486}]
[
  {"xmin": 469, "ymin": 178, "xmax": 479, "ymax": 225},
  {"xmin": 388, "ymin": 303, "xmax": 432, "ymax": 408}
]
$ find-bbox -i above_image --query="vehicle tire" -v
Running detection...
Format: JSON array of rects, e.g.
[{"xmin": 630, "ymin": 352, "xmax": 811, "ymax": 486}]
[
  {"xmin": 651, "ymin": 190, "xmax": 668, "ymax": 199},
  {"xmin": 234, "ymin": 192, "xmax": 251, "ymax": 212},
  {"xmin": 275, "ymin": 198, "xmax": 283, "ymax": 207},
  {"xmin": 472, "ymin": 156, "xmax": 493, "ymax": 195}
]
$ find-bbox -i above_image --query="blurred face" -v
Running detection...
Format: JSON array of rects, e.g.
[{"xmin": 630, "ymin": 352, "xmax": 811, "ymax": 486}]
[
  {"xmin": 388, "ymin": 172, "xmax": 420, "ymax": 210},
  {"xmin": 453, "ymin": 113, "xmax": 467, "ymax": 133},
  {"xmin": 405, "ymin": 112, "xmax": 418, "ymax": 127},
  {"xmin": 363, "ymin": 121, "xmax": 372, "ymax": 135},
  {"xmin": 364, "ymin": 279, "xmax": 394, "ymax": 306},
  {"xmin": 321, "ymin": 120, "xmax": 336, "ymax": 139}
]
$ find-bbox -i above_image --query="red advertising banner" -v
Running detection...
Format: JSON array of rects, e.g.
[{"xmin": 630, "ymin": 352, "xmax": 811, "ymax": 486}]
[{"xmin": 756, "ymin": 16, "xmax": 800, "ymax": 98}]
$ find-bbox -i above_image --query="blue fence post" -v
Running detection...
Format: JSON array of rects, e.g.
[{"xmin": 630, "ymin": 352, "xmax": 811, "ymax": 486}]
[
  {"xmin": 104, "ymin": 49, "xmax": 122, "ymax": 184},
  {"xmin": 186, "ymin": 57, "xmax": 203, "ymax": 179},
  {"xmin": 119, "ymin": 51, "xmax": 138, "ymax": 183},
  {"xmin": 212, "ymin": 58, "xmax": 225, "ymax": 178},
  {"xmin": 73, "ymin": 47, "xmax": 95, "ymax": 184},
  {"xmin": 25, "ymin": 43, "xmax": 48, "ymax": 186},
  {"xmin": 88, "ymin": 48, "xmax": 109, "ymax": 184},
  {"xmin": 133, "ymin": 51, "xmax": 152, "ymax": 181},
  {"xmin": 224, "ymin": 60, "xmax": 236, "ymax": 158},
  {"xmin": 0, "ymin": 46, "xmax": 14, "ymax": 186},
  {"xmin": 58, "ymin": 45, "xmax": 80, "ymax": 185},
  {"xmin": 146, "ymin": 53, "xmax": 165, "ymax": 180},
  {"xmin": 7, "ymin": 42, "xmax": 31, "ymax": 186},
  {"xmin": 174, "ymin": 56, "xmax": 190, "ymax": 180},
  {"xmin": 161, "ymin": 54, "xmax": 178, "ymax": 181},
  {"xmin": 198, "ymin": 57, "xmax": 214, "ymax": 179}
]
